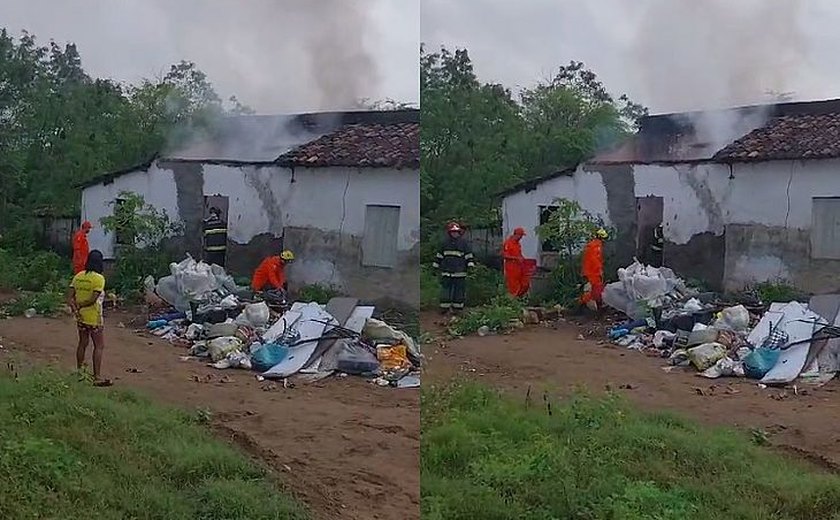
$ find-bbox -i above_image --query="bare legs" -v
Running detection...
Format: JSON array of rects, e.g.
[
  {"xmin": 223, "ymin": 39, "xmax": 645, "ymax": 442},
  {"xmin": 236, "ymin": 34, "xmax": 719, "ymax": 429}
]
[{"xmin": 77, "ymin": 326, "xmax": 108, "ymax": 384}]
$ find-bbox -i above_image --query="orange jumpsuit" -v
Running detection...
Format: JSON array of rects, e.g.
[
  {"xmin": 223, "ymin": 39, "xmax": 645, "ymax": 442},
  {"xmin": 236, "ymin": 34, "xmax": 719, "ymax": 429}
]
[
  {"xmin": 502, "ymin": 237, "xmax": 529, "ymax": 297},
  {"xmin": 251, "ymin": 256, "xmax": 286, "ymax": 291},
  {"xmin": 72, "ymin": 229, "xmax": 90, "ymax": 274},
  {"xmin": 580, "ymin": 238, "xmax": 604, "ymax": 306}
]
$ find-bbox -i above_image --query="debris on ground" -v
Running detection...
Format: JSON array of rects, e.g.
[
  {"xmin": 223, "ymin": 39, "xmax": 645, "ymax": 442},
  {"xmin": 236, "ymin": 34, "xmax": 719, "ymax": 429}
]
[
  {"xmin": 599, "ymin": 260, "xmax": 840, "ymax": 390},
  {"xmin": 141, "ymin": 257, "xmax": 422, "ymax": 389}
]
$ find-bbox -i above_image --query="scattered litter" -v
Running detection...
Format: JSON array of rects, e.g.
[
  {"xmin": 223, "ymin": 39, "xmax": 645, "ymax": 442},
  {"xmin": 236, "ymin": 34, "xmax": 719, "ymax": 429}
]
[
  {"xmin": 139, "ymin": 256, "xmax": 421, "ymax": 389},
  {"xmin": 599, "ymin": 259, "xmax": 840, "ymax": 391}
]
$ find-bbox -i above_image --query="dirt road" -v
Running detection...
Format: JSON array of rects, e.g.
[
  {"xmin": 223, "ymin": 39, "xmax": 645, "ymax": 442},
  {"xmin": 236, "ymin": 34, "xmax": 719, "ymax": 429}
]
[
  {"xmin": 0, "ymin": 314, "xmax": 420, "ymax": 520},
  {"xmin": 423, "ymin": 314, "xmax": 840, "ymax": 470}
]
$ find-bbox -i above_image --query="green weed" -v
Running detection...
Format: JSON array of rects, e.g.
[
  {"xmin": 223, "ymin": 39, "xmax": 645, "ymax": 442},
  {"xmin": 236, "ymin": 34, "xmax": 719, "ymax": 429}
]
[
  {"xmin": 422, "ymin": 382, "xmax": 840, "ymax": 520},
  {"xmin": 0, "ymin": 248, "xmax": 68, "ymax": 292},
  {"xmin": 2, "ymin": 280, "xmax": 68, "ymax": 317},
  {"xmin": 449, "ymin": 295, "xmax": 524, "ymax": 336},
  {"xmin": 421, "ymin": 263, "xmax": 505, "ymax": 311},
  {"xmin": 0, "ymin": 369, "xmax": 308, "ymax": 519},
  {"xmin": 296, "ymin": 283, "xmax": 341, "ymax": 304},
  {"xmin": 753, "ymin": 280, "xmax": 807, "ymax": 304}
]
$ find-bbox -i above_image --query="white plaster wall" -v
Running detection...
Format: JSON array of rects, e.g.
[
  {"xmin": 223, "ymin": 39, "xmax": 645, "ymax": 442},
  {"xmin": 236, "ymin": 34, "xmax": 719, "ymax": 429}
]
[
  {"xmin": 202, "ymin": 164, "xmax": 420, "ymax": 250},
  {"xmin": 202, "ymin": 164, "xmax": 286, "ymax": 243},
  {"xmin": 633, "ymin": 163, "xmax": 731, "ymax": 244},
  {"xmin": 80, "ymin": 164, "xmax": 179, "ymax": 259},
  {"xmin": 501, "ymin": 157, "xmax": 840, "ymax": 289},
  {"xmin": 728, "ymin": 159, "xmax": 840, "ymax": 228},
  {"xmin": 501, "ymin": 169, "xmax": 611, "ymax": 262},
  {"xmin": 284, "ymin": 166, "xmax": 420, "ymax": 250}
]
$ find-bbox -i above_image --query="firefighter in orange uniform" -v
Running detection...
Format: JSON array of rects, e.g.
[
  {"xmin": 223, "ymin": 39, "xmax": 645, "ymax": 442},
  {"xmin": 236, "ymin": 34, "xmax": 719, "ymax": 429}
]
[
  {"xmin": 252, "ymin": 250, "xmax": 295, "ymax": 293},
  {"xmin": 502, "ymin": 227, "xmax": 529, "ymax": 298},
  {"xmin": 72, "ymin": 221, "xmax": 93, "ymax": 274},
  {"xmin": 580, "ymin": 228, "xmax": 609, "ymax": 310}
]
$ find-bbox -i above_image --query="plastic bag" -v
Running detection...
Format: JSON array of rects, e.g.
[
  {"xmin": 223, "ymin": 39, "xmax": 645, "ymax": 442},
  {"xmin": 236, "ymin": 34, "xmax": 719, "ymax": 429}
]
[
  {"xmin": 363, "ymin": 318, "xmax": 420, "ymax": 359},
  {"xmin": 744, "ymin": 347, "xmax": 781, "ymax": 379},
  {"xmin": 714, "ymin": 305, "xmax": 750, "ymax": 332},
  {"xmin": 687, "ymin": 342, "xmax": 727, "ymax": 371},
  {"xmin": 245, "ymin": 302, "xmax": 270, "ymax": 327},
  {"xmin": 155, "ymin": 275, "xmax": 189, "ymax": 311},
  {"xmin": 700, "ymin": 356, "xmax": 745, "ymax": 378},
  {"xmin": 336, "ymin": 341, "xmax": 380, "ymax": 375},
  {"xmin": 207, "ymin": 336, "xmax": 243, "ymax": 362},
  {"xmin": 173, "ymin": 256, "xmax": 220, "ymax": 301},
  {"xmin": 251, "ymin": 343, "xmax": 289, "ymax": 373}
]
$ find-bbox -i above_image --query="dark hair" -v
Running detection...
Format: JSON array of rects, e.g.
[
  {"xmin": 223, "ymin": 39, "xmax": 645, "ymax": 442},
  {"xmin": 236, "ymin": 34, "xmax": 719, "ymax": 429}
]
[{"xmin": 85, "ymin": 250, "xmax": 104, "ymax": 274}]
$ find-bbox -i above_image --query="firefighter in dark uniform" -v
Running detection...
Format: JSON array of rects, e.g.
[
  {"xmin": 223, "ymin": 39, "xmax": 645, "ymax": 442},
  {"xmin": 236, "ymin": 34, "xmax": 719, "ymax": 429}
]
[
  {"xmin": 203, "ymin": 207, "xmax": 228, "ymax": 267},
  {"xmin": 649, "ymin": 224, "xmax": 664, "ymax": 267},
  {"xmin": 433, "ymin": 221, "xmax": 475, "ymax": 314}
]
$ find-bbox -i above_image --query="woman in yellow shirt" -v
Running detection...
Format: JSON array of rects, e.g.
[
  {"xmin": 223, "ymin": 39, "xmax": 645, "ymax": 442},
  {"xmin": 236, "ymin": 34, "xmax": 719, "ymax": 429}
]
[{"xmin": 68, "ymin": 249, "xmax": 110, "ymax": 386}]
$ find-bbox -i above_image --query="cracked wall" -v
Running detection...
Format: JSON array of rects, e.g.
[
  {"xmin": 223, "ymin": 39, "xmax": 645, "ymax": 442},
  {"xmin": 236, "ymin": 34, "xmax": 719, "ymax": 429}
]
[
  {"xmin": 81, "ymin": 161, "xmax": 420, "ymax": 307},
  {"xmin": 501, "ymin": 157, "xmax": 840, "ymax": 292}
]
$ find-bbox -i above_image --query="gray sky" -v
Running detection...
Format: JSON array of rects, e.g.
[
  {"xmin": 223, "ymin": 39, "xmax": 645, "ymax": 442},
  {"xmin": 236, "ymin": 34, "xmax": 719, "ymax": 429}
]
[
  {"xmin": 422, "ymin": 0, "xmax": 840, "ymax": 114},
  {"xmin": 2, "ymin": 0, "xmax": 419, "ymax": 113}
]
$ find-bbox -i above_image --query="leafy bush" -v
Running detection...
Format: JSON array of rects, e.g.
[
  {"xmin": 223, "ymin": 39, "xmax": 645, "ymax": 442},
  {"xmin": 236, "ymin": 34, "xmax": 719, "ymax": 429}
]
[
  {"xmin": 535, "ymin": 198, "xmax": 608, "ymax": 307},
  {"xmin": 450, "ymin": 295, "xmax": 524, "ymax": 336},
  {"xmin": 2, "ymin": 281, "xmax": 67, "ymax": 317},
  {"xmin": 420, "ymin": 265, "xmax": 440, "ymax": 310},
  {"xmin": 107, "ymin": 247, "xmax": 172, "ymax": 300},
  {"xmin": 0, "ymin": 248, "xmax": 68, "ymax": 292},
  {"xmin": 100, "ymin": 191, "xmax": 181, "ymax": 299},
  {"xmin": 296, "ymin": 283, "xmax": 341, "ymax": 304},
  {"xmin": 421, "ymin": 263, "xmax": 505, "ymax": 310}
]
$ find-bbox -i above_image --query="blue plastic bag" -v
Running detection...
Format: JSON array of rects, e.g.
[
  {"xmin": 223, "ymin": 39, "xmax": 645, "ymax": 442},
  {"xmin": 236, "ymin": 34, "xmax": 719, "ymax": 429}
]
[
  {"xmin": 251, "ymin": 343, "xmax": 289, "ymax": 373},
  {"xmin": 743, "ymin": 347, "xmax": 781, "ymax": 379}
]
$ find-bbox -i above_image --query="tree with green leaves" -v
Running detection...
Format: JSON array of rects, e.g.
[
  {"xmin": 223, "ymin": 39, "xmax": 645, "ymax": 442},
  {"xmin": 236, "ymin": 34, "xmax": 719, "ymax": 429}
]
[
  {"xmin": 420, "ymin": 46, "xmax": 647, "ymax": 257},
  {"xmin": 0, "ymin": 29, "xmax": 253, "ymax": 247}
]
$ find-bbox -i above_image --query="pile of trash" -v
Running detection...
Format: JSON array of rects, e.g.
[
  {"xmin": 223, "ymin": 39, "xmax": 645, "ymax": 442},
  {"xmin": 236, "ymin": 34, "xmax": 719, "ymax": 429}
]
[
  {"xmin": 143, "ymin": 256, "xmax": 421, "ymax": 388},
  {"xmin": 603, "ymin": 261, "xmax": 840, "ymax": 387}
]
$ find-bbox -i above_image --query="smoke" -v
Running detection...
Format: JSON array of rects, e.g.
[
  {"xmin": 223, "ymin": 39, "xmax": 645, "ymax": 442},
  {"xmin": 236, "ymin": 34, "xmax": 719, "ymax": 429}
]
[
  {"xmin": 3, "ymin": 0, "xmax": 392, "ymax": 113},
  {"xmin": 172, "ymin": 0, "xmax": 381, "ymax": 112},
  {"xmin": 623, "ymin": 0, "xmax": 808, "ymax": 148},
  {"xmin": 629, "ymin": 0, "xmax": 807, "ymax": 113},
  {"xmin": 305, "ymin": 1, "xmax": 380, "ymax": 110}
]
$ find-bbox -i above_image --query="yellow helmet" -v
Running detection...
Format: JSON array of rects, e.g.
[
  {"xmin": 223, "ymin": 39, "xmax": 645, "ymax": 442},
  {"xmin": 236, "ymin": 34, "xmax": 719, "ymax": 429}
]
[
  {"xmin": 595, "ymin": 228, "xmax": 608, "ymax": 239},
  {"xmin": 280, "ymin": 250, "xmax": 295, "ymax": 261}
]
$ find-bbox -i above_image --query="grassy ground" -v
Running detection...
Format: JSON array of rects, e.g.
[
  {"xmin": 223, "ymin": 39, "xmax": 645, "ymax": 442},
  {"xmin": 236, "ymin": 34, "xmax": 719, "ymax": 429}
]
[
  {"xmin": 422, "ymin": 382, "xmax": 840, "ymax": 520},
  {"xmin": 0, "ymin": 369, "xmax": 308, "ymax": 520}
]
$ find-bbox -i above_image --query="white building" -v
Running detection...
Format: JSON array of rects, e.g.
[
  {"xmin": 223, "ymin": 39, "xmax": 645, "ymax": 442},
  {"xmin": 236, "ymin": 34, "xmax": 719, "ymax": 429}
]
[
  {"xmin": 80, "ymin": 109, "xmax": 420, "ymax": 305},
  {"xmin": 501, "ymin": 99, "xmax": 840, "ymax": 293}
]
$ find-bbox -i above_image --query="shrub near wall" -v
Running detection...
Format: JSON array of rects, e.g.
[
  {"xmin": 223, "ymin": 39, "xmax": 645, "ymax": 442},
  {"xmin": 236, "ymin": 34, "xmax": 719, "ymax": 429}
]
[{"xmin": 421, "ymin": 264, "xmax": 504, "ymax": 310}]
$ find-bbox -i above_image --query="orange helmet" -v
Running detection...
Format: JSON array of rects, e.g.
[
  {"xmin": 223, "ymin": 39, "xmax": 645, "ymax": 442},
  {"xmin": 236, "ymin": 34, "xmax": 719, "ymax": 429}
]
[{"xmin": 513, "ymin": 227, "xmax": 526, "ymax": 236}]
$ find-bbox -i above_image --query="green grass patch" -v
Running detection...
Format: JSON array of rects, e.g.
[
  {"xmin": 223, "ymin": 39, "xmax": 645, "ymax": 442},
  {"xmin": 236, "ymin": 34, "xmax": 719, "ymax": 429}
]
[
  {"xmin": 752, "ymin": 279, "xmax": 807, "ymax": 304},
  {"xmin": 295, "ymin": 283, "xmax": 342, "ymax": 305},
  {"xmin": 0, "ymin": 369, "xmax": 308, "ymax": 519},
  {"xmin": 422, "ymin": 382, "xmax": 840, "ymax": 520},
  {"xmin": 449, "ymin": 295, "xmax": 524, "ymax": 336},
  {"xmin": 0, "ymin": 247, "xmax": 69, "ymax": 292}
]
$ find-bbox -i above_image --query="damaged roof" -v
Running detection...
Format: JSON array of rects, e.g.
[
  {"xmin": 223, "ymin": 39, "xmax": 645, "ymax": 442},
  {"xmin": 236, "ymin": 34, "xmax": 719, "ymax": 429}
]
[
  {"xmin": 590, "ymin": 97, "xmax": 840, "ymax": 165},
  {"xmin": 79, "ymin": 108, "xmax": 419, "ymax": 188},
  {"xmin": 714, "ymin": 113, "xmax": 840, "ymax": 162},
  {"xmin": 276, "ymin": 121, "xmax": 420, "ymax": 169},
  {"xmin": 163, "ymin": 109, "xmax": 419, "ymax": 164}
]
